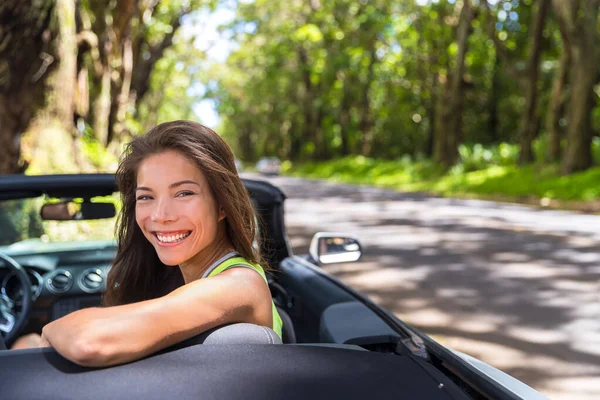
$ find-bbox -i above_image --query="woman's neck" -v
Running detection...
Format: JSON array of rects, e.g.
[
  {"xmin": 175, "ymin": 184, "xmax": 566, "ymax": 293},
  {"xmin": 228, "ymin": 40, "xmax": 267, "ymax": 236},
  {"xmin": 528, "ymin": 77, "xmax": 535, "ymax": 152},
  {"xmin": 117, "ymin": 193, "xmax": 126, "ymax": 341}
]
[{"xmin": 178, "ymin": 228, "xmax": 235, "ymax": 284}]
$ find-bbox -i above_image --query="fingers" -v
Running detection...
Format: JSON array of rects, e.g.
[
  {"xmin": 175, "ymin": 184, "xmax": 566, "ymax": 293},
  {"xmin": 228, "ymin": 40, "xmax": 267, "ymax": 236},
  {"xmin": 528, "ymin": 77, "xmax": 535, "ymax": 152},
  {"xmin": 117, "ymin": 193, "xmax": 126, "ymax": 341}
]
[
  {"xmin": 9, "ymin": 333, "xmax": 43, "ymax": 350},
  {"xmin": 39, "ymin": 333, "xmax": 52, "ymax": 348}
]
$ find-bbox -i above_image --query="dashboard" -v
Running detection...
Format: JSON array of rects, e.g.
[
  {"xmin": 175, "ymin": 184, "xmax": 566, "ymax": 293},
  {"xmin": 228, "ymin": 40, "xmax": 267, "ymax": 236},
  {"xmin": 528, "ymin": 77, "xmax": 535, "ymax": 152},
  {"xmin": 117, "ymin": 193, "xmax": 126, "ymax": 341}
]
[{"xmin": 0, "ymin": 244, "xmax": 117, "ymax": 330}]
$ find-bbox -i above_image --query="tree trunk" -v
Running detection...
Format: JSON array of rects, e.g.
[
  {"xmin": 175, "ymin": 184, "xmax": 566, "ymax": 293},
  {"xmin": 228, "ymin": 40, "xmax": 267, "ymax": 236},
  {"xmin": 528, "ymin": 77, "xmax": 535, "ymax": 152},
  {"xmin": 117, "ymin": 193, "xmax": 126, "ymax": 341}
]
[
  {"xmin": 360, "ymin": 48, "xmax": 377, "ymax": 157},
  {"xmin": 298, "ymin": 47, "xmax": 316, "ymax": 158},
  {"xmin": 338, "ymin": 72, "xmax": 352, "ymax": 156},
  {"xmin": 239, "ymin": 123, "xmax": 254, "ymax": 162},
  {"xmin": 422, "ymin": 10, "xmax": 444, "ymax": 159},
  {"xmin": 107, "ymin": 37, "xmax": 134, "ymax": 145},
  {"xmin": 561, "ymin": 54, "xmax": 597, "ymax": 173},
  {"xmin": 0, "ymin": 1, "xmax": 55, "ymax": 173},
  {"xmin": 50, "ymin": 0, "xmax": 77, "ymax": 125},
  {"xmin": 131, "ymin": 6, "xmax": 186, "ymax": 108},
  {"xmin": 488, "ymin": 51, "xmax": 500, "ymax": 144},
  {"xmin": 546, "ymin": 51, "xmax": 570, "ymax": 163},
  {"xmin": 91, "ymin": 68, "xmax": 112, "ymax": 145},
  {"xmin": 288, "ymin": 124, "xmax": 302, "ymax": 161},
  {"xmin": 433, "ymin": 0, "xmax": 475, "ymax": 167},
  {"xmin": 27, "ymin": 0, "xmax": 81, "ymax": 173},
  {"xmin": 424, "ymin": 75, "xmax": 437, "ymax": 158},
  {"xmin": 553, "ymin": 0, "xmax": 599, "ymax": 174},
  {"xmin": 517, "ymin": 0, "xmax": 550, "ymax": 164}
]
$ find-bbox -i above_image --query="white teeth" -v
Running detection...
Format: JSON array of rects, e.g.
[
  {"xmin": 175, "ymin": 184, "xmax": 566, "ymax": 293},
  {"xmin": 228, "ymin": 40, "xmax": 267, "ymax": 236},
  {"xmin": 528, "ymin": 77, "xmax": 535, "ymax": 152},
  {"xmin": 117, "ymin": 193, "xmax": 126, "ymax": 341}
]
[{"xmin": 156, "ymin": 232, "xmax": 190, "ymax": 243}]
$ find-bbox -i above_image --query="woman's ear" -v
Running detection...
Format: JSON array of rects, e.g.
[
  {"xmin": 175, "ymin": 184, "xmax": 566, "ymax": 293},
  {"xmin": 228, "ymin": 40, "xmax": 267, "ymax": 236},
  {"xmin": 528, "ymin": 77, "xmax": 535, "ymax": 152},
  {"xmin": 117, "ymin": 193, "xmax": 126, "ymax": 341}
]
[{"xmin": 218, "ymin": 205, "xmax": 226, "ymax": 221}]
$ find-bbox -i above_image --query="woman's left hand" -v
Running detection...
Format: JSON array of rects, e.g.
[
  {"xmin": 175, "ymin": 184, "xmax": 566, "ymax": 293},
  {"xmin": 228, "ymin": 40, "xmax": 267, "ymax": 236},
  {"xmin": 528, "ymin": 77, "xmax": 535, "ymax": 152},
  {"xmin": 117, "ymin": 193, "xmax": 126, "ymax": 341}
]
[
  {"xmin": 39, "ymin": 332, "xmax": 51, "ymax": 348},
  {"xmin": 9, "ymin": 333, "xmax": 44, "ymax": 349}
]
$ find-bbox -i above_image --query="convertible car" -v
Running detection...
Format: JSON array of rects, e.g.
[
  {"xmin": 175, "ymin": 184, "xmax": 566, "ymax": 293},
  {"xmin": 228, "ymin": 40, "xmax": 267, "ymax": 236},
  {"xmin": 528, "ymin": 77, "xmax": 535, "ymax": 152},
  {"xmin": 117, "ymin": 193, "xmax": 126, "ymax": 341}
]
[{"xmin": 0, "ymin": 174, "xmax": 548, "ymax": 400}]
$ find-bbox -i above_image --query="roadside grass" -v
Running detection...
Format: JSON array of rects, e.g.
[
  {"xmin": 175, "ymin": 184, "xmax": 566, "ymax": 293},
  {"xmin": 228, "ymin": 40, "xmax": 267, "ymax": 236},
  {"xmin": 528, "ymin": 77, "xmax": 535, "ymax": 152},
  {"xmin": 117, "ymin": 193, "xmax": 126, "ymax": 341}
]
[{"xmin": 280, "ymin": 156, "xmax": 600, "ymax": 209}]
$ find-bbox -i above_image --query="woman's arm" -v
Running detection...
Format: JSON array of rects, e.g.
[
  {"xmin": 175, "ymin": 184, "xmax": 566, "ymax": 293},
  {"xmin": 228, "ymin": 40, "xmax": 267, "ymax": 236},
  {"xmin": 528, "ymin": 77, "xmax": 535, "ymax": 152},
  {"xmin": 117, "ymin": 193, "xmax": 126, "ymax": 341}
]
[{"xmin": 41, "ymin": 268, "xmax": 273, "ymax": 367}]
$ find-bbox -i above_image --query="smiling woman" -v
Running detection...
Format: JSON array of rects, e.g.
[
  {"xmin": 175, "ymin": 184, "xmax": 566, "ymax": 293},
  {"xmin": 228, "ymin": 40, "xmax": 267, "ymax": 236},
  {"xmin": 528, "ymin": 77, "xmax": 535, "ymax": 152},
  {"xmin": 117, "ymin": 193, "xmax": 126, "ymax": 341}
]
[
  {"xmin": 12, "ymin": 121, "xmax": 282, "ymax": 365},
  {"xmin": 132, "ymin": 151, "xmax": 229, "ymax": 282}
]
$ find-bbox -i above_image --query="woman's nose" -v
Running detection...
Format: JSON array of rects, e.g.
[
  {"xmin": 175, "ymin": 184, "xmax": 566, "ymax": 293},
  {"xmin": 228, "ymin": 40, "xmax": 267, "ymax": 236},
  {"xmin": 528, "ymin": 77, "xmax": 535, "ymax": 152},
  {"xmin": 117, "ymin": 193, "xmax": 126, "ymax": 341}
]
[{"xmin": 151, "ymin": 198, "xmax": 176, "ymax": 223}]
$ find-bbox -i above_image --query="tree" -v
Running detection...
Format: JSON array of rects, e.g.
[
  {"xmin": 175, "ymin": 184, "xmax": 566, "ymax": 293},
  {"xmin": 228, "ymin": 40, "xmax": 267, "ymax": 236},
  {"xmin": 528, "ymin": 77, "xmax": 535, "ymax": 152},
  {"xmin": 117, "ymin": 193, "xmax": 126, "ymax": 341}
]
[
  {"xmin": 433, "ymin": 0, "xmax": 476, "ymax": 167},
  {"xmin": 546, "ymin": 41, "xmax": 570, "ymax": 163},
  {"xmin": 0, "ymin": 1, "xmax": 56, "ymax": 174},
  {"xmin": 552, "ymin": 0, "xmax": 600, "ymax": 174},
  {"xmin": 0, "ymin": 0, "xmax": 214, "ymax": 174},
  {"xmin": 482, "ymin": 0, "xmax": 551, "ymax": 164}
]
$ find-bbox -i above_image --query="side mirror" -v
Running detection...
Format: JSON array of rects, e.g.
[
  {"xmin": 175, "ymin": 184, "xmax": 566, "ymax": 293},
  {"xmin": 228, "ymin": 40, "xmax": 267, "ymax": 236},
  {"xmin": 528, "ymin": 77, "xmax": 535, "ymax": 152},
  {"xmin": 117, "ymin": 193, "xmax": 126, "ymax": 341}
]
[
  {"xmin": 309, "ymin": 233, "xmax": 362, "ymax": 265},
  {"xmin": 41, "ymin": 201, "xmax": 116, "ymax": 221}
]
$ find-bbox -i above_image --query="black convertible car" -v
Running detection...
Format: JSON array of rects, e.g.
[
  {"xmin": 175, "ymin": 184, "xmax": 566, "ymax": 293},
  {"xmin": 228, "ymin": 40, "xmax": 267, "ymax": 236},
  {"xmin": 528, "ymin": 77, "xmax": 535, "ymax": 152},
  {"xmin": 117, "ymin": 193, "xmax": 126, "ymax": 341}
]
[{"xmin": 0, "ymin": 174, "xmax": 548, "ymax": 400}]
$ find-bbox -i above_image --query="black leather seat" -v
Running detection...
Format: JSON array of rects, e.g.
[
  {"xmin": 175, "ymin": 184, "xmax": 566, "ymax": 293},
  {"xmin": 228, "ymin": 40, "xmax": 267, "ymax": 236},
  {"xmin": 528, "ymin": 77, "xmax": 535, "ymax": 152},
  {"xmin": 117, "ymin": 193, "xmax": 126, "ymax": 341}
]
[{"xmin": 276, "ymin": 307, "xmax": 296, "ymax": 344}]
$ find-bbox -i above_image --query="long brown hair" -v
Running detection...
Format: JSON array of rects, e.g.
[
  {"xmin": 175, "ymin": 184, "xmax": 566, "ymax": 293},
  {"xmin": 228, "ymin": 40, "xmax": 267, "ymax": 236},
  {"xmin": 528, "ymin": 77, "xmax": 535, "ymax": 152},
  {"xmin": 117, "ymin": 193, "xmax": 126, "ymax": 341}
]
[{"xmin": 103, "ymin": 121, "xmax": 264, "ymax": 306}]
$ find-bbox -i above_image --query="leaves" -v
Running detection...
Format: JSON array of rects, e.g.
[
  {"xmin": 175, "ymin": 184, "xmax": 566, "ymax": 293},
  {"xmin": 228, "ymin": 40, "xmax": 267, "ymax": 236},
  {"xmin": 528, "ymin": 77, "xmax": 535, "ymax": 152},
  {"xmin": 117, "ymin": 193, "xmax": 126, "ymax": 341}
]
[{"xmin": 3, "ymin": 0, "xmax": 599, "ymax": 175}]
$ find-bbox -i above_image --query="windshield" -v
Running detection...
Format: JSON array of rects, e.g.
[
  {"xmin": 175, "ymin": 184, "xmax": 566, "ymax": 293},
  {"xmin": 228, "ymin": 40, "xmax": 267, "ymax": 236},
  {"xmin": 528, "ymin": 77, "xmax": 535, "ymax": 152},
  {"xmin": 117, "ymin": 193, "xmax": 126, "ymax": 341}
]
[{"xmin": 0, "ymin": 195, "xmax": 118, "ymax": 246}]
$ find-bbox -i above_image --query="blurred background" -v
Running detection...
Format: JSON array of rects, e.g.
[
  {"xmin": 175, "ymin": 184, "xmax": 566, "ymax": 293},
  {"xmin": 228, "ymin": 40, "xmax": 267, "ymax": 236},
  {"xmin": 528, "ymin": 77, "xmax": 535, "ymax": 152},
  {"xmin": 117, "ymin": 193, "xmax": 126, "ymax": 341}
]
[
  {"xmin": 1, "ymin": 0, "xmax": 599, "ymax": 193},
  {"xmin": 1, "ymin": 1, "xmax": 600, "ymax": 399}
]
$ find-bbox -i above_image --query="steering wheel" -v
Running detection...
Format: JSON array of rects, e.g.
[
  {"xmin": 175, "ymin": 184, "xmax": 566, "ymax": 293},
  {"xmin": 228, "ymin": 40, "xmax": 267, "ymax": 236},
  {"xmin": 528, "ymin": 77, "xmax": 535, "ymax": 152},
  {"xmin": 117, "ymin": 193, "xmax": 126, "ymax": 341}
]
[{"xmin": 0, "ymin": 253, "xmax": 32, "ymax": 349}]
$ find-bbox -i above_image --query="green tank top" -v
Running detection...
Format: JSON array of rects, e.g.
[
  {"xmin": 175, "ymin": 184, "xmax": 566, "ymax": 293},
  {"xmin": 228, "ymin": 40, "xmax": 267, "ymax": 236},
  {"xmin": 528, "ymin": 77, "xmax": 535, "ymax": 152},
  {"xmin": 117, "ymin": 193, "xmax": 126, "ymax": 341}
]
[{"xmin": 204, "ymin": 255, "xmax": 283, "ymax": 340}]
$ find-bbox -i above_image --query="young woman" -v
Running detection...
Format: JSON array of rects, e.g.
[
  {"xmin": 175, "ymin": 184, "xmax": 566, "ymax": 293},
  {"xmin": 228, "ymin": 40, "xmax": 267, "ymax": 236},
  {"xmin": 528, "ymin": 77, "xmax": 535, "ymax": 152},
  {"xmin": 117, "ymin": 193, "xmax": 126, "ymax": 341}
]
[{"xmin": 12, "ymin": 121, "xmax": 282, "ymax": 366}]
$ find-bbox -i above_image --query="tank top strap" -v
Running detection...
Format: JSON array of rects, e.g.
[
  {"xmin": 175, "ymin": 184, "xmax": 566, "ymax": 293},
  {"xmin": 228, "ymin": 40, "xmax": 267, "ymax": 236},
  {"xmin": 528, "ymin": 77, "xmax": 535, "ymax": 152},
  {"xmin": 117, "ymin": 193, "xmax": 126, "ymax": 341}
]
[
  {"xmin": 200, "ymin": 251, "xmax": 240, "ymax": 279},
  {"xmin": 206, "ymin": 256, "xmax": 268, "ymax": 283}
]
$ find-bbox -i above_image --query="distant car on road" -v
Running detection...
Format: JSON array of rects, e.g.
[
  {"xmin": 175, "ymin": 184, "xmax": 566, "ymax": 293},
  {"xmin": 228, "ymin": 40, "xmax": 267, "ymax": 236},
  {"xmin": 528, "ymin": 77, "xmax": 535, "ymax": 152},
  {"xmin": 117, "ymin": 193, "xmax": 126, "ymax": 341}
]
[{"xmin": 256, "ymin": 157, "xmax": 281, "ymax": 175}]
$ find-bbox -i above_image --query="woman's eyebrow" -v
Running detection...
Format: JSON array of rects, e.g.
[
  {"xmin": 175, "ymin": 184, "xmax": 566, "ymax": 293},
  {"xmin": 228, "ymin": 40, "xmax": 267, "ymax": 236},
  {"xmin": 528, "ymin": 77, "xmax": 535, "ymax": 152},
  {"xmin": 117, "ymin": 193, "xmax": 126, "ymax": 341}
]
[
  {"xmin": 135, "ymin": 180, "xmax": 200, "ymax": 192},
  {"xmin": 169, "ymin": 180, "xmax": 201, "ymax": 189}
]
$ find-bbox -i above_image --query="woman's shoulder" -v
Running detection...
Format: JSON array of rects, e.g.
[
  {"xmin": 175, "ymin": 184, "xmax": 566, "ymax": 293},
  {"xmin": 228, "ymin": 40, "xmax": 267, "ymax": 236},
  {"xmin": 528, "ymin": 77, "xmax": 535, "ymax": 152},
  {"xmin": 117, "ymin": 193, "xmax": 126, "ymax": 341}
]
[{"xmin": 206, "ymin": 255, "xmax": 267, "ymax": 282}]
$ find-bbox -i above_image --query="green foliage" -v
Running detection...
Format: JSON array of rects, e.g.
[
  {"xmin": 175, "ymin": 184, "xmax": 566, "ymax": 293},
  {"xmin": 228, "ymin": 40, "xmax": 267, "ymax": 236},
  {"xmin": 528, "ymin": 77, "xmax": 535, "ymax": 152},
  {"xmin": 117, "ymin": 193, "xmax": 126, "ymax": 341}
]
[
  {"xmin": 82, "ymin": 127, "xmax": 119, "ymax": 171},
  {"xmin": 201, "ymin": 0, "xmax": 575, "ymax": 165},
  {"xmin": 129, "ymin": 3, "xmax": 214, "ymax": 135},
  {"xmin": 283, "ymin": 142, "xmax": 600, "ymax": 203},
  {"xmin": 434, "ymin": 164, "xmax": 600, "ymax": 202},
  {"xmin": 453, "ymin": 143, "xmax": 519, "ymax": 173},
  {"xmin": 207, "ymin": 0, "xmax": 401, "ymax": 161},
  {"xmin": 135, "ymin": 43, "xmax": 206, "ymax": 132},
  {"xmin": 23, "ymin": 123, "xmax": 81, "ymax": 175},
  {"xmin": 15, "ymin": 0, "xmax": 599, "ymax": 193}
]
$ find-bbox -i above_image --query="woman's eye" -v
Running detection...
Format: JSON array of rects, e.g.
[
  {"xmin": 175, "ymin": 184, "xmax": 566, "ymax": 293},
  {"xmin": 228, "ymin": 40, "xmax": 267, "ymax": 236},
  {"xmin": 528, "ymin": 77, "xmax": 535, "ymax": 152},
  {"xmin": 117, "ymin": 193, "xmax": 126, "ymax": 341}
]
[
  {"xmin": 136, "ymin": 195, "xmax": 152, "ymax": 201},
  {"xmin": 176, "ymin": 191, "xmax": 194, "ymax": 198}
]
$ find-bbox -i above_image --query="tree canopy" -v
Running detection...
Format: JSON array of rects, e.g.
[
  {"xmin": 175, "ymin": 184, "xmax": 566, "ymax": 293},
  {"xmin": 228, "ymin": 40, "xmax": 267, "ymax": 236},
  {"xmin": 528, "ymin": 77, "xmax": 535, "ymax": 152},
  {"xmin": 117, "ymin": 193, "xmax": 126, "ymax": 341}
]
[
  {"xmin": 0, "ymin": 0, "xmax": 598, "ymax": 175},
  {"xmin": 208, "ymin": 0, "xmax": 599, "ymax": 174}
]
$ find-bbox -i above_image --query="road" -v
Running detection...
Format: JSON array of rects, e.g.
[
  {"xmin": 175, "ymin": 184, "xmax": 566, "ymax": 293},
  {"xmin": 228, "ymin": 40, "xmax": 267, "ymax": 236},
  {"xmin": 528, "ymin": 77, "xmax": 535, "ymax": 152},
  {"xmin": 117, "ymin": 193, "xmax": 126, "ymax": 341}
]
[{"xmin": 244, "ymin": 173, "xmax": 600, "ymax": 400}]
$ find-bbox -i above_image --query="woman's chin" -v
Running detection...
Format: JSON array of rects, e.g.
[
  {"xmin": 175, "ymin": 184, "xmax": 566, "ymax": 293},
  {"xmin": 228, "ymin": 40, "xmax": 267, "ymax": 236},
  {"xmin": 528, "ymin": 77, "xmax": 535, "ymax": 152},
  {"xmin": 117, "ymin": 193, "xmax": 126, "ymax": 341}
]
[{"xmin": 155, "ymin": 251, "xmax": 187, "ymax": 266}]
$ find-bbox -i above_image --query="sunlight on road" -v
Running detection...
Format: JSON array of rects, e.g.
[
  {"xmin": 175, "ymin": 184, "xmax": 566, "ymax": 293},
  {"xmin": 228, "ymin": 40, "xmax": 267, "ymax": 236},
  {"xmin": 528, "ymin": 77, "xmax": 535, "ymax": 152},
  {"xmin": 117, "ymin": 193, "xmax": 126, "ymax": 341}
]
[{"xmin": 255, "ymin": 174, "xmax": 600, "ymax": 400}]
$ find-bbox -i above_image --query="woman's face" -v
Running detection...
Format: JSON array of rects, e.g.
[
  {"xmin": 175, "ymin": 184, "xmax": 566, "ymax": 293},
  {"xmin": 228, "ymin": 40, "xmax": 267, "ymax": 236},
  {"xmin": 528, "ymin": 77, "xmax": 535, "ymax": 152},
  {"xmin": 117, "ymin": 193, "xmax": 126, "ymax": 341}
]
[{"xmin": 135, "ymin": 150, "xmax": 225, "ymax": 266}]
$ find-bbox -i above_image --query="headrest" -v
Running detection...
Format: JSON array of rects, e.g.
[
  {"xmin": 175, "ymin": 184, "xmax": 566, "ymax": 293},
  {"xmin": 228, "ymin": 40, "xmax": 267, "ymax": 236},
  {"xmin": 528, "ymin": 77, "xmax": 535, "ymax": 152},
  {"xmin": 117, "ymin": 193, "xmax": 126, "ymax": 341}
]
[{"xmin": 196, "ymin": 323, "xmax": 282, "ymax": 345}]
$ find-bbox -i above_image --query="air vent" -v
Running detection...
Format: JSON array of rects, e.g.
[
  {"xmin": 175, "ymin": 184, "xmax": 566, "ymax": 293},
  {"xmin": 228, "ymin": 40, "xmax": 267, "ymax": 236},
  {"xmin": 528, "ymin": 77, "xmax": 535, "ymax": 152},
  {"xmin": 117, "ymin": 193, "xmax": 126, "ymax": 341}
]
[
  {"xmin": 79, "ymin": 268, "xmax": 104, "ymax": 293},
  {"xmin": 47, "ymin": 270, "xmax": 73, "ymax": 294}
]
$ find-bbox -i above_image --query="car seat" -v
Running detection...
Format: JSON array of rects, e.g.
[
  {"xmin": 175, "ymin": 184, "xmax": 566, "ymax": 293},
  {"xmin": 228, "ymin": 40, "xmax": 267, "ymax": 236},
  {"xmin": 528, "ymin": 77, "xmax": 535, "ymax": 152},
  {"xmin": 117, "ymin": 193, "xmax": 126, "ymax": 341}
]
[{"xmin": 276, "ymin": 306, "xmax": 297, "ymax": 344}]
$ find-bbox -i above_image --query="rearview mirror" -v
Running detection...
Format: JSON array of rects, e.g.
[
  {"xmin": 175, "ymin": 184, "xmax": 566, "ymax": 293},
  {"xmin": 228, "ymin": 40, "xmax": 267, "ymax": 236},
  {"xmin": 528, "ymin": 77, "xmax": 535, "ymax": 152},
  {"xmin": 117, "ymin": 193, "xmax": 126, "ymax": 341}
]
[
  {"xmin": 309, "ymin": 233, "xmax": 362, "ymax": 265},
  {"xmin": 40, "ymin": 201, "xmax": 116, "ymax": 221}
]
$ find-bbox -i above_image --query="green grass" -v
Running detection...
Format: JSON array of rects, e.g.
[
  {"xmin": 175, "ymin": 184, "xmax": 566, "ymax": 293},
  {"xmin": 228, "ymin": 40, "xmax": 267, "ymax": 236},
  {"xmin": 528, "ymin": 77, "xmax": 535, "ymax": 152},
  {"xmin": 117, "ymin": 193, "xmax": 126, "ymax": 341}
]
[{"xmin": 281, "ymin": 156, "xmax": 600, "ymax": 204}]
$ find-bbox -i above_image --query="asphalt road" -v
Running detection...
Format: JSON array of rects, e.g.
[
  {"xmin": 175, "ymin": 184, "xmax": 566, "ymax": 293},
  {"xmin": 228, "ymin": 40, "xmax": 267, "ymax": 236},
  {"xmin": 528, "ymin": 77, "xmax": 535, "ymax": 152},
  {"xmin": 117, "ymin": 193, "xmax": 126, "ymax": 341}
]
[{"xmin": 244, "ymin": 172, "xmax": 600, "ymax": 400}]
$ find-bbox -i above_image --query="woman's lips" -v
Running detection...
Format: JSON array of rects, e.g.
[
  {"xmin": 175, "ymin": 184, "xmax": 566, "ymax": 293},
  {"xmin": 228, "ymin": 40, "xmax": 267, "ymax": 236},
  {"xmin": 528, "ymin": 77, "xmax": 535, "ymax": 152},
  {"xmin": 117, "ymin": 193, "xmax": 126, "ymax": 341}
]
[{"xmin": 152, "ymin": 230, "xmax": 192, "ymax": 247}]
